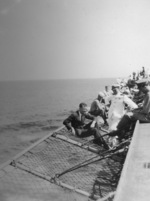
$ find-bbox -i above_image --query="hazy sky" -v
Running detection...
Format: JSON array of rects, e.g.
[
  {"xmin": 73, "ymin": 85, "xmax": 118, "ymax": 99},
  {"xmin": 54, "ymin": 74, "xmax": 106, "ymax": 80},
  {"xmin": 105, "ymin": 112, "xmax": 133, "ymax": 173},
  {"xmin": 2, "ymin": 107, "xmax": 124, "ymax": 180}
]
[{"xmin": 0, "ymin": 0, "xmax": 150, "ymax": 80}]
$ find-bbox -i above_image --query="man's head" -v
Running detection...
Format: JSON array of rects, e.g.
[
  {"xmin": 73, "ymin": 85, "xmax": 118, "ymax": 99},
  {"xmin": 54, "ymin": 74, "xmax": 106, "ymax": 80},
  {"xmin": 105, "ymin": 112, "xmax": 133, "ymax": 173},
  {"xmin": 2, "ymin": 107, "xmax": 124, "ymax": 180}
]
[
  {"xmin": 111, "ymin": 84, "xmax": 120, "ymax": 94},
  {"xmin": 79, "ymin": 102, "xmax": 88, "ymax": 114},
  {"xmin": 136, "ymin": 79, "xmax": 150, "ymax": 93},
  {"xmin": 98, "ymin": 91, "xmax": 105, "ymax": 100}
]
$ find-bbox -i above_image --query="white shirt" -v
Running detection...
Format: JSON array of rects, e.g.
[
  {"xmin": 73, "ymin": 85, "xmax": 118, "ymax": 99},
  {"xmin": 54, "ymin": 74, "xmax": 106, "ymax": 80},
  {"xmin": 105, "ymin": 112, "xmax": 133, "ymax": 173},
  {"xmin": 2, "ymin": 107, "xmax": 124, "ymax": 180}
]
[{"xmin": 107, "ymin": 93, "xmax": 137, "ymax": 131}]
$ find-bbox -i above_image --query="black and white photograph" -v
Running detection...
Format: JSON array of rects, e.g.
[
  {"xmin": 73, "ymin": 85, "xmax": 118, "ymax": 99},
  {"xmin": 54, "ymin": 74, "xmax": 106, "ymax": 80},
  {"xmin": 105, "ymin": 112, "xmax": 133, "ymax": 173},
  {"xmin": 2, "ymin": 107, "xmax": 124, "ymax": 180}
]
[{"xmin": 0, "ymin": 0, "xmax": 150, "ymax": 200}]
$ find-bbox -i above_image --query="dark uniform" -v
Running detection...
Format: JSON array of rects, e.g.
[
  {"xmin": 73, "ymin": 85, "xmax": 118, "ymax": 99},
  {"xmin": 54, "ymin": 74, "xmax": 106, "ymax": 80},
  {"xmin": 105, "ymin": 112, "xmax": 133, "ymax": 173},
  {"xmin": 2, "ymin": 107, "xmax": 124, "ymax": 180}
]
[
  {"xmin": 118, "ymin": 79, "xmax": 150, "ymax": 133},
  {"xmin": 63, "ymin": 110, "xmax": 109, "ymax": 149}
]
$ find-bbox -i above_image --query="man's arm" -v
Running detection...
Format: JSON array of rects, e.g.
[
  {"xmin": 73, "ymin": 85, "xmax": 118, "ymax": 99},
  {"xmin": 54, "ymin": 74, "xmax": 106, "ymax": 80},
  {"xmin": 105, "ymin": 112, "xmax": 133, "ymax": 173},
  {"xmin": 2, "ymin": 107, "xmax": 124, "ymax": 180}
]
[
  {"xmin": 95, "ymin": 100, "xmax": 105, "ymax": 110},
  {"xmin": 63, "ymin": 114, "xmax": 74, "ymax": 131},
  {"xmin": 84, "ymin": 112, "xmax": 95, "ymax": 120},
  {"xmin": 123, "ymin": 95, "xmax": 138, "ymax": 110},
  {"xmin": 84, "ymin": 112, "xmax": 97, "ymax": 128},
  {"xmin": 63, "ymin": 113, "xmax": 76, "ymax": 135}
]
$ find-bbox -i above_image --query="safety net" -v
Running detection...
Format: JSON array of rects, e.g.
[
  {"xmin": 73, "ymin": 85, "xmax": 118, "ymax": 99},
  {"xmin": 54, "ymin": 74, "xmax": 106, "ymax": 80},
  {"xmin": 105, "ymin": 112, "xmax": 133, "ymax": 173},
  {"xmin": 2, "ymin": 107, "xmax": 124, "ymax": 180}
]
[{"xmin": 0, "ymin": 127, "xmax": 124, "ymax": 201}]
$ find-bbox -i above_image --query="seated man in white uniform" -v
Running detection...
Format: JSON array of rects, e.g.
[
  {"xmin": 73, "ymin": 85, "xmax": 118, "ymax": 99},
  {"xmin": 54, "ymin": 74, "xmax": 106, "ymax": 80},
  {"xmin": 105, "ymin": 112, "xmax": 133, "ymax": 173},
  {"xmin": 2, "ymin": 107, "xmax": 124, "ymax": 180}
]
[{"xmin": 106, "ymin": 84, "xmax": 138, "ymax": 131}]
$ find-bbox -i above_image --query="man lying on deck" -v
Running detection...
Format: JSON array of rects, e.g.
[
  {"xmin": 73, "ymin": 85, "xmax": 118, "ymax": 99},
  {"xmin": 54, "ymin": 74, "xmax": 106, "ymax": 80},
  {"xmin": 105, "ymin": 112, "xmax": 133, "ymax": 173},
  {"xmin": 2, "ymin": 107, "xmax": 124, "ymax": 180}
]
[
  {"xmin": 108, "ymin": 78, "xmax": 150, "ymax": 141},
  {"xmin": 63, "ymin": 102, "xmax": 109, "ymax": 150}
]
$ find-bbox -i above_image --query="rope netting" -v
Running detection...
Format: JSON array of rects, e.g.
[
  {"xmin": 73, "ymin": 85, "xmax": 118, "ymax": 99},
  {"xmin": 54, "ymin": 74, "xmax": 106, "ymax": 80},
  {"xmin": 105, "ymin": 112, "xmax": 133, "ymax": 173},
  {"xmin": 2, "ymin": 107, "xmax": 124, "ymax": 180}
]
[
  {"xmin": 0, "ymin": 165, "xmax": 87, "ymax": 201},
  {"xmin": 15, "ymin": 137, "xmax": 97, "ymax": 179},
  {"xmin": 0, "ymin": 127, "xmax": 124, "ymax": 201}
]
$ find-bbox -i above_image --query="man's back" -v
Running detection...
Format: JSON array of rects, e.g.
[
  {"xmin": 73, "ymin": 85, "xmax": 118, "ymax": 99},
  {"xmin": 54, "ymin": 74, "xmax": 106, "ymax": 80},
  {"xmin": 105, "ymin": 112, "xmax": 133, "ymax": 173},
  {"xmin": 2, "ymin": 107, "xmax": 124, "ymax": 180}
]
[{"xmin": 90, "ymin": 99, "xmax": 105, "ymax": 113}]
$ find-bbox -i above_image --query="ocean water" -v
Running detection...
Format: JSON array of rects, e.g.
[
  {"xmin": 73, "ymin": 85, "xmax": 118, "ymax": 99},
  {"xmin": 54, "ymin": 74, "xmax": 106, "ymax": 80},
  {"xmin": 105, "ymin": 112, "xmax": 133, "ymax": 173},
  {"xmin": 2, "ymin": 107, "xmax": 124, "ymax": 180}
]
[{"xmin": 0, "ymin": 78, "xmax": 115, "ymax": 164}]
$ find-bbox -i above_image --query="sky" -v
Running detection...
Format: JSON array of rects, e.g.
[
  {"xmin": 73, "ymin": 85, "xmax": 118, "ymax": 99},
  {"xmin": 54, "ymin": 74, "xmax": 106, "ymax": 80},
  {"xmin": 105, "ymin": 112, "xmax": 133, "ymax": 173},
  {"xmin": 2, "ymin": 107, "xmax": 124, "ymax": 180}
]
[{"xmin": 0, "ymin": 0, "xmax": 150, "ymax": 81}]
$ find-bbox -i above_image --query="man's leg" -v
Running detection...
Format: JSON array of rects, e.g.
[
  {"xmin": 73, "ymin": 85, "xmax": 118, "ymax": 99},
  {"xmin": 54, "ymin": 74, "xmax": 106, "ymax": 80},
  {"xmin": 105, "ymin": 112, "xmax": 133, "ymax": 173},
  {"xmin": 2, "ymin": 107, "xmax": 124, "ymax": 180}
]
[
  {"xmin": 88, "ymin": 127, "xmax": 109, "ymax": 149},
  {"xmin": 100, "ymin": 109, "xmax": 108, "ymax": 125},
  {"xmin": 76, "ymin": 123, "xmax": 109, "ymax": 149},
  {"xmin": 107, "ymin": 114, "xmax": 133, "ymax": 140},
  {"xmin": 131, "ymin": 112, "xmax": 150, "ymax": 123},
  {"xmin": 116, "ymin": 113, "xmax": 135, "ymax": 140},
  {"xmin": 75, "ymin": 122, "xmax": 92, "ymax": 137},
  {"xmin": 117, "ymin": 114, "xmax": 133, "ymax": 131},
  {"xmin": 118, "ymin": 110, "xmax": 150, "ymax": 129}
]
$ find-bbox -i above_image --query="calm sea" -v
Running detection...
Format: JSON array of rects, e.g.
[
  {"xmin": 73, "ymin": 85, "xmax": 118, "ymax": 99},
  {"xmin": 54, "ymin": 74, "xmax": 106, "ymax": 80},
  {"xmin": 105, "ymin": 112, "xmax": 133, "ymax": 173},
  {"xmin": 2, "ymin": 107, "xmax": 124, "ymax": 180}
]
[{"xmin": 0, "ymin": 78, "xmax": 115, "ymax": 164}]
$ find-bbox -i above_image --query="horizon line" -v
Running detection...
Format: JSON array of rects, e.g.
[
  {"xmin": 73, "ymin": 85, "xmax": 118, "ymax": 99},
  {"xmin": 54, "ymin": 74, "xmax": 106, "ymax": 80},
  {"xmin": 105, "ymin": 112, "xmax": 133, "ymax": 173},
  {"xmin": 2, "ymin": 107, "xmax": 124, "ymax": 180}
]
[{"xmin": 0, "ymin": 76, "xmax": 123, "ymax": 82}]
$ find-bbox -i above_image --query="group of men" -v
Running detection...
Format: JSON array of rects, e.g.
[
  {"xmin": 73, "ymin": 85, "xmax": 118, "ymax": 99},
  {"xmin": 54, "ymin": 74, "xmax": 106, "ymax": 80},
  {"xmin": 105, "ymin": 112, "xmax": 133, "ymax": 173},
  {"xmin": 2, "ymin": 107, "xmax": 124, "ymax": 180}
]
[{"xmin": 63, "ymin": 76, "xmax": 150, "ymax": 150}]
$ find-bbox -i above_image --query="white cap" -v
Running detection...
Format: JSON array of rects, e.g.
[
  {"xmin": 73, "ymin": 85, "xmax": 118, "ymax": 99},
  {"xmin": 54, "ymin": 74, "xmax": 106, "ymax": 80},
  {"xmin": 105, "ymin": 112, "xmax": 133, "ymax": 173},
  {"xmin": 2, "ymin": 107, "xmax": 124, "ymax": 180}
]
[{"xmin": 98, "ymin": 91, "xmax": 105, "ymax": 97}]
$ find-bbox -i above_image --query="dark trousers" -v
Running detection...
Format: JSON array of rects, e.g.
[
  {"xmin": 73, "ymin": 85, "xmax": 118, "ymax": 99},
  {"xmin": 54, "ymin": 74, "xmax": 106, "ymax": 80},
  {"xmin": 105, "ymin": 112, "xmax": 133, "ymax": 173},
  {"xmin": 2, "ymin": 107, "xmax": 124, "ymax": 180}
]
[
  {"xmin": 75, "ymin": 122, "xmax": 108, "ymax": 147},
  {"xmin": 75, "ymin": 122, "xmax": 100, "ymax": 138},
  {"xmin": 117, "ymin": 111, "xmax": 150, "ymax": 131}
]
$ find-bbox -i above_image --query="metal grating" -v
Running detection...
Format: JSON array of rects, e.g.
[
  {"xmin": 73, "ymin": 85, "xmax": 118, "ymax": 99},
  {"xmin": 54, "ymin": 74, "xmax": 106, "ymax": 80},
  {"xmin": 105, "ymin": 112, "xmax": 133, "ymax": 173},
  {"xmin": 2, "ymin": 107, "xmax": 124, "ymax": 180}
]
[
  {"xmin": 15, "ymin": 137, "xmax": 96, "ymax": 179},
  {"xmin": 0, "ymin": 127, "xmax": 124, "ymax": 200},
  {"xmin": 0, "ymin": 165, "xmax": 85, "ymax": 201}
]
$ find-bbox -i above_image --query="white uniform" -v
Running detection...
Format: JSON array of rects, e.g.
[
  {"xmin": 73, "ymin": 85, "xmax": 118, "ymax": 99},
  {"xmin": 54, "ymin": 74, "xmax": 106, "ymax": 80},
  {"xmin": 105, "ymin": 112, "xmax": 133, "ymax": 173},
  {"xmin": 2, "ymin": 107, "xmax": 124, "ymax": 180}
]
[{"xmin": 107, "ymin": 93, "xmax": 138, "ymax": 131}]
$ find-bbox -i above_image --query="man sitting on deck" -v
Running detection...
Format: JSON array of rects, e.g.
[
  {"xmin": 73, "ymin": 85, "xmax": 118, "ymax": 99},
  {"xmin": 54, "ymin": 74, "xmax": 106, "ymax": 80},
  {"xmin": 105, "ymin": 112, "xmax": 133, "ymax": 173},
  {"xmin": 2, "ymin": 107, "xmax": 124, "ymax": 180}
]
[
  {"xmin": 89, "ymin": 92, "xmax": 108, "ymax": 125},
  {"xmin": 108, "ymin": 78, "xmax": 150, "ymax": 140},
  {"xmin": 63, "ymin": 102, "xmax": 109, "ymax": 150}
]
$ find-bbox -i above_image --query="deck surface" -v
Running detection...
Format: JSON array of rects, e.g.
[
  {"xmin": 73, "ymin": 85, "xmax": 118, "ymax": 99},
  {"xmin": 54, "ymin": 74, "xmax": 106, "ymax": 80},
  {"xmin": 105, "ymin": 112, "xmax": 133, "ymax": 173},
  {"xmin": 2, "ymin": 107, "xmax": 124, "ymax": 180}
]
[{"xmin": 114, "ymin": 122, "xmax": 150, "ymax": 201}]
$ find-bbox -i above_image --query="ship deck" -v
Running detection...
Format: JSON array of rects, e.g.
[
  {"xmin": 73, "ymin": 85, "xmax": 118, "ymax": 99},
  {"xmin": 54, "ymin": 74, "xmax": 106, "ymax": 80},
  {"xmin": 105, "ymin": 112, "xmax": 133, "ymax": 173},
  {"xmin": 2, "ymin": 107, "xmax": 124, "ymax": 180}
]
[{"xmin": 114, "ymin": 121, "xmax": 150, "ymax": 201}]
